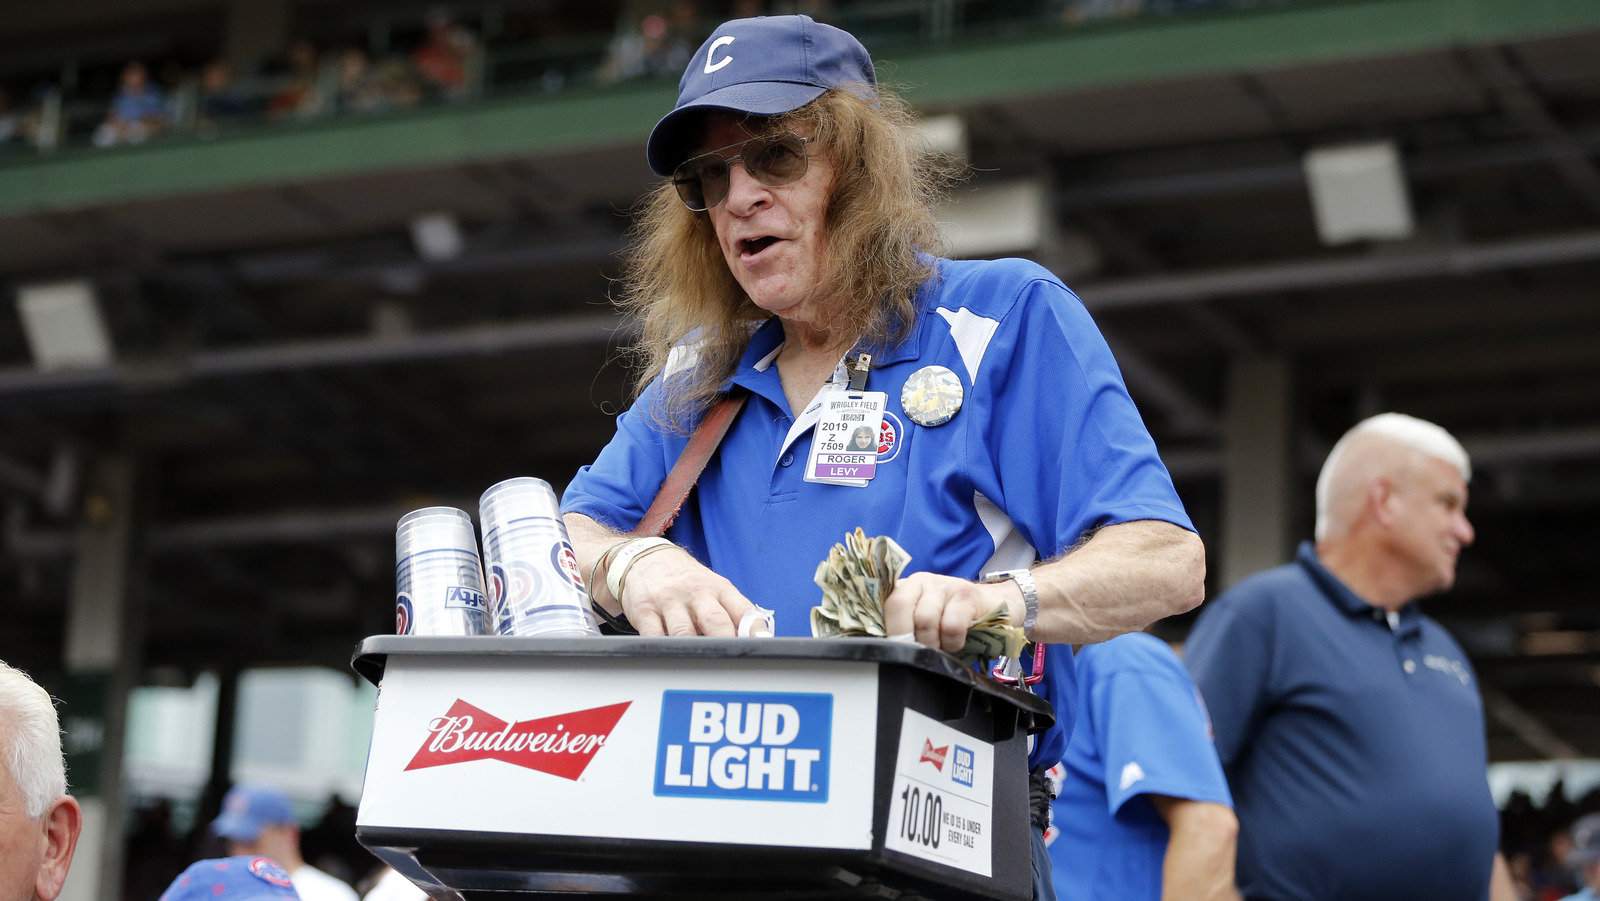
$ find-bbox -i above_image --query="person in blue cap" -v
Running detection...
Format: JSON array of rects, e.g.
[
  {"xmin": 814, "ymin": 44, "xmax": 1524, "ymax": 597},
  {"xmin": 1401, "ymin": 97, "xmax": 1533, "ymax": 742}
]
[
  {"xmin": 160, "ymin": 856, "xmax": 302, "ymax": 901},
  {"xmin": 1562, "ymin": 813, "xmax": 1600, "ymax": 901},
  {"xmin": 561, "ymin": 15, "xmax": 1205, "ymax": 898},
  {"xmin": 211, "ymin": 784, "xmax": 357, "ymax": 901}
]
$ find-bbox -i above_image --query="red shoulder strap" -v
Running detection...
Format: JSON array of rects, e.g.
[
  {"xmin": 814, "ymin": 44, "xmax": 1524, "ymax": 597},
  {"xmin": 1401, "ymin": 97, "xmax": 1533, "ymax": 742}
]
[{"xmin": 631, "ymin": 389, "xmax": 750, "ymax": 538}]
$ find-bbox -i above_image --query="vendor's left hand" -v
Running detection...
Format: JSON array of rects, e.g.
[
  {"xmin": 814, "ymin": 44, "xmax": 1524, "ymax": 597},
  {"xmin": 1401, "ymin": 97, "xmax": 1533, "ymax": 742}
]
[{"xmin": 884, "ymin": 573, "xmax": 1019, "ymax": 655}]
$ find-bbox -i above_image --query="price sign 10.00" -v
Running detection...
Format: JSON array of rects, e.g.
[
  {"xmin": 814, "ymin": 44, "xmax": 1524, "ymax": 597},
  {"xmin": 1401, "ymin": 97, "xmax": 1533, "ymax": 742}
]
[{"xmin": 898, "ymin": 784, "xmax": 943, "ymax": 849}]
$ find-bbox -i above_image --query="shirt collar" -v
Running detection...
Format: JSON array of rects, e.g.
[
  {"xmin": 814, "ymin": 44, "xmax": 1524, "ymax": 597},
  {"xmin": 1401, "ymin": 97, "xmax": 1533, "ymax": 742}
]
[
  {"xmin": 726, "ymin": 260, "xmax": 942, "ymax": 386},
  {"xmin": 1294, "ymin": 541, "xmax": 1423, "ymax": 636},
  {"xmin": 865, "ymin": 260, "xmax": 938, "ymax": 367}
]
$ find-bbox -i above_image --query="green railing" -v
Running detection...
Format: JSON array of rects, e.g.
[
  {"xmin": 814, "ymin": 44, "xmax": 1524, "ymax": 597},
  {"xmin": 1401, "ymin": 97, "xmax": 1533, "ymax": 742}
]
[{"xmin": 0, "ymin": 0, "xmax": 1309, "ymax": 161}]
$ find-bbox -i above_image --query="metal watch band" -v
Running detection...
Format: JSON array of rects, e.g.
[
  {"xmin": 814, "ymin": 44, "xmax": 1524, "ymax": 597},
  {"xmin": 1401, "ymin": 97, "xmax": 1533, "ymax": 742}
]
[{"xmin": 984, "ymin": 568, "xmax": 1038, "ymax": 636}]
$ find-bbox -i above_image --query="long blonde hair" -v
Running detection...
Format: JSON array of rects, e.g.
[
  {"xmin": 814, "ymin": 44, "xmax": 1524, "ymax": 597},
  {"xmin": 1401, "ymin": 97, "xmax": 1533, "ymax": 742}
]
[{"xmin": 616, "ymin": 85, "xmax": 959, "ymax": 430}]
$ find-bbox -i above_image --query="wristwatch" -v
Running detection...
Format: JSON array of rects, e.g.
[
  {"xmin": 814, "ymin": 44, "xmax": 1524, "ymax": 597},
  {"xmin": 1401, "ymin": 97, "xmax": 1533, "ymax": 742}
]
[{"xmin": 982, "ymin": 568, "xmax": 1038, "ymax": 636}]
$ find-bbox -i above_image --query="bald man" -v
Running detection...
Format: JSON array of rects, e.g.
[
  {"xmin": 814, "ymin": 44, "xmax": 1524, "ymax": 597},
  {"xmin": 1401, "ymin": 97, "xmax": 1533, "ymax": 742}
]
[
  {"xmin": 1184, "ymin": 413, "xmax": 1513, "ymax": 901},
  {"xmin": 0, "ymin": 660, "xmax": 83, "ymax": 901}
]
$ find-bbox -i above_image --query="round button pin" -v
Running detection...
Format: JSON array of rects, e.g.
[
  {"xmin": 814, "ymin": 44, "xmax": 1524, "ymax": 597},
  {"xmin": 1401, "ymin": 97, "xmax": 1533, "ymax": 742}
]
[{"xmin": 902, "ymin": 365, "xmax": 963, "ymax": 427}]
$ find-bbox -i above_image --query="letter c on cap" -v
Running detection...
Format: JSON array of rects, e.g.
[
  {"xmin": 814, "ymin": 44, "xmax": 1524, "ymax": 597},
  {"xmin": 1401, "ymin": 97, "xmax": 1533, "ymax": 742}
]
[{"xmin": 705, "ymin": 36, "xmax": 735, "ymax": 73}]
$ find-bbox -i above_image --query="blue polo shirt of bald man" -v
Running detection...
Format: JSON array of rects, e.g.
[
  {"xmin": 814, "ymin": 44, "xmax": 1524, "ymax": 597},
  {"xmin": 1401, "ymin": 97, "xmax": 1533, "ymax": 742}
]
[{"xmin": 1184, "ymin": 541, "xmax": 1497, "ymax": 901}]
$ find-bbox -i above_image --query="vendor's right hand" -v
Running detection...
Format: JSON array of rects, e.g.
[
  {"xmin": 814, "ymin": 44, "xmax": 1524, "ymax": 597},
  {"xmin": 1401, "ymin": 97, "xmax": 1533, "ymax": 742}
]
[{"xmin": 618, "ymin": 547, "xmax": 756, "ymax": 637}]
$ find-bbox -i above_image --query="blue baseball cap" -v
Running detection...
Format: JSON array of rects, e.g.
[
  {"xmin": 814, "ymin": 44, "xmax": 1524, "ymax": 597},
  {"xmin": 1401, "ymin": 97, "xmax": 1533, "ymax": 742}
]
[
  {"xmin": 211, "ymin": 783, "xmax": 297, "ymax": 843},
  {"xmin": 645, "ymin": 15, "xmax": 877, "ymax": 176},
  {"xmin": 1571, "ymin": 812, "xmax": 1600, "ymax": 869},
  {"xmin": 160, "ymin": 857, "xmax": 301, "ymax": 901}
]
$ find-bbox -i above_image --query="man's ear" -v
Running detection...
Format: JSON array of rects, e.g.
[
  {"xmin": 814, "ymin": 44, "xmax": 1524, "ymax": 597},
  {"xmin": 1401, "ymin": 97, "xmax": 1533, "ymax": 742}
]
[
  {"xmin": 1368, "ymin": 477, "xmax": 1398, "ymax": 528},
  {"xmin": 35, "ymin": 795, "xmax": 83, "ymax": 901}
]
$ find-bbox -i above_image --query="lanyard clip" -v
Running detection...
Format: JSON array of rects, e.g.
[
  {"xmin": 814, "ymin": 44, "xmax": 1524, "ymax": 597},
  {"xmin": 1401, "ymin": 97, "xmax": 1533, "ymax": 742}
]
[
  {"xmin": 847, "ymin": 353, "xmax": 872, "ymax": 391},
  {"xmin": 992, "ymin": 642, "xmax": 1047, "ymax": 687}
]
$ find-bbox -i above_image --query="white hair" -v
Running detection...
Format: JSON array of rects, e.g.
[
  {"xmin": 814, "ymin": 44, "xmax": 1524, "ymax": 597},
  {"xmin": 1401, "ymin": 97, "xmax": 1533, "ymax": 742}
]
[
  {"xmin": 1314, "ymin": 412, "xmax": 1471, "ymax": 542},
  {"xmin": 0, "ymin": 660, "xmax": 68, "ymax": 819}
]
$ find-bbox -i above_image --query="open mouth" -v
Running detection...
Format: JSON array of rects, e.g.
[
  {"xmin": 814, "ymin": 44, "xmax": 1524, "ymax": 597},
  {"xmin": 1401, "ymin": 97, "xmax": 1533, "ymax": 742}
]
[{"xmin": 740, "ymin": 236, "xmax": 779, "ymax": 256}]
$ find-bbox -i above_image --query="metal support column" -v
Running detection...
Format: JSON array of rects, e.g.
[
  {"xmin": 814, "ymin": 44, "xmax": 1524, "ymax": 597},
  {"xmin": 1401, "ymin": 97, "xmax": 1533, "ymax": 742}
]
[
  {"xmin": 57, "ymin": 457, "xmax": 142, "ymax": 901},
  {"xmin": 1221, "ymin": 356, "xmax": 1293, "ymax": 590}
]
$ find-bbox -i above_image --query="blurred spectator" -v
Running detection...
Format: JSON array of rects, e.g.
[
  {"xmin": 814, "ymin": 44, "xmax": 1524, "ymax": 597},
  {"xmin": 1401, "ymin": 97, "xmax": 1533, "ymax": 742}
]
[
  {"xmin": 93, "ymin": 60, "xmax": 168, "ymax": 147},
  {"xmin": 1562, "ymin": 814, "xmax": 1600, "ymax": 901},
  {"xmin": 1502, "ymin": 784, "xmax": 1600, "ymax": 901},
  {"xmin": 412, "ymin": 7, "xmax": 478, "ymax": 100},
  {"xmin": 0, "ymin": 85, "xmax": 18, "ymax": 146},
  {"xmin": 268, "ymin": 38, "xmax": 325, "ymax": 120},
  {"xmin": 159, "ymin": 856, "xmax": 302, "ymax": 901},
  {"xmin": 1061, "ymin": 0, "xmax": 1143, "ymax": 23},
  {"xmin": 599, "ymin": 0, "xmax": 700, "ymax": 85},
  {"xmin": 211, "ymin": 783, "xmax": 357, "ymax": 901},
  {"xmin": 336, "ymin": 47, "xmax": 387, "ymax": 113},
  {"xmin": 336, "ymin": 47, "xmax": 419, "ymax": 114},
  {"xmin": 197, "ymin": 60, "xmax": 256, "ymax": 134}
]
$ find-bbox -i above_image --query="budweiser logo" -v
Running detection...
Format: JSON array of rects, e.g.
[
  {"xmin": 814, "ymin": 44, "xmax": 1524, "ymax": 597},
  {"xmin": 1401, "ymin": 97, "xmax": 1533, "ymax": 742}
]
[
  {"xmin": 919, "ymin": 739, "xmax": 948, "ymax": 771},
  {"xmin": 406, "ymin": 699, "xmax": 631, "ymax": 780}
]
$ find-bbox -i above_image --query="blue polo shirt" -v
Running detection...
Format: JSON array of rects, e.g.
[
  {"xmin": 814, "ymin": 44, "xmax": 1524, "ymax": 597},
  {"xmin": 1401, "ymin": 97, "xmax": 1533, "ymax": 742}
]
[
  {"xmin": 563, "ymin": 256, "xmax": 1195, "ymax": 769},
  {"xmin": 1046, "ymin": 633, "xmax": 1232, "ymax": 901},
  {"xmin": 1183, "ymin": 542, "xmax": 1498, "ymax": 901}
]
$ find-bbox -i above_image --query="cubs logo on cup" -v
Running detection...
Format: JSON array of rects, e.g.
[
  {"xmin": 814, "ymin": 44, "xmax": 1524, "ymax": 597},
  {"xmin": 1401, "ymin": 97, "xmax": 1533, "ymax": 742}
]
[
  {"xmin": 551, "ymin": 541, "xmax": 585, "ymax": 590},
  {"xmin": 395, "ymin": 595, "xmax": 414, "ymax": 635}
]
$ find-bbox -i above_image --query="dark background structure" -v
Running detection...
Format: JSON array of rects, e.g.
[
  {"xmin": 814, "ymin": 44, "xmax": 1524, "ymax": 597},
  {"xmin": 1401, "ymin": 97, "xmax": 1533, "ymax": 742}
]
[{"xmin": 0, "ymin": 0, "xmax": 1598, "ymax": 895}]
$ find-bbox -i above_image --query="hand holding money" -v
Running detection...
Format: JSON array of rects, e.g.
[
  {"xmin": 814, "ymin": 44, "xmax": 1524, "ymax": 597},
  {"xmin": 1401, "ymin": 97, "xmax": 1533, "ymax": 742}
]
[{"xmin": 811, "ymin": 528, "xmax": 1027, "ymax": 664}]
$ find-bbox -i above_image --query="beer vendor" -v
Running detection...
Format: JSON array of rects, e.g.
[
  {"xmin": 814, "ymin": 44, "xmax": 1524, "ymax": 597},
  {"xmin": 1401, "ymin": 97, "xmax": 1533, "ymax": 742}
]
[{"xmin": 560, "ymin": 15, "xmax": 1205, "ymax": 898}]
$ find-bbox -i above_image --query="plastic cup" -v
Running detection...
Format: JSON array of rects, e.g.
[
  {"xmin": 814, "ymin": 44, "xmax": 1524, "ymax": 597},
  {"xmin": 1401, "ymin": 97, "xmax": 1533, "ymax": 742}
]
[
  {"xmin": 395, "ymin": 506, "xmax": 491, "ymax": 635},
  {"xmin": 478, "ymin": 477, "xmax": 599, "ymax": 637}
]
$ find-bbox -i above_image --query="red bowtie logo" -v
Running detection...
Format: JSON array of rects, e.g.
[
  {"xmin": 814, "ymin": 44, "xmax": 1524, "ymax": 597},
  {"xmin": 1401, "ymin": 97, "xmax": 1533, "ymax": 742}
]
[
  {"xmin": 919, "ymin": 739, "xmax": 949, "ymax": 771},
  {"xmin": 406, "ymin": 699, "xmax": 631, "ymax": 780}
]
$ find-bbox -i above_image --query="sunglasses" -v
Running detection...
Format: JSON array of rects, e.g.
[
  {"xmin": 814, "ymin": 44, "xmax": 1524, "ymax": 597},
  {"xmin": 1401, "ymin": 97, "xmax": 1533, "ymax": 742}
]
[{"xmin": 671, "ymin": 132, "xmax": 812, "ymax": 212}]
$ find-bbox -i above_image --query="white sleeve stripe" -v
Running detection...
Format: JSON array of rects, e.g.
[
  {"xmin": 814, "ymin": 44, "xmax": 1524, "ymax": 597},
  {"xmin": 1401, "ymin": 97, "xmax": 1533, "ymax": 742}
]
[
  {"xmin": 935, "ymin": 306, "xmax": 1001, "ymax": 383},
  {"xmin": 974, "ymin": 491, "xmax": 1038, "ymax": 574}
]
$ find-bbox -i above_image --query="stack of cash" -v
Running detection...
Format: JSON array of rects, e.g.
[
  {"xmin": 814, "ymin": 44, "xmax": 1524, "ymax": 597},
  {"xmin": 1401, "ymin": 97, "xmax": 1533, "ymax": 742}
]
[
  {"xmin": 810, "ymin": 528, "xmax": 907, "ymax": 639},
  {"xmin": 810, "ymin": 528, "xmax": 1028, "ymax": 665}
]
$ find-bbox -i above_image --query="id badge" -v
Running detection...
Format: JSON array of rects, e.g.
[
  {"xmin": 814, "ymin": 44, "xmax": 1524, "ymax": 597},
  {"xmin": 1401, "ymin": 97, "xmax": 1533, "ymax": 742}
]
[{"xmin": 804, "ymin": 390, "xmax": 887, "ymax": 487}]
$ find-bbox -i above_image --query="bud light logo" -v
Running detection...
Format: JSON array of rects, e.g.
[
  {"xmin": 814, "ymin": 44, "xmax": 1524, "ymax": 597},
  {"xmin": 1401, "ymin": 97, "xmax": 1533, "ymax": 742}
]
[
  {"xmin": 444, "ymin": 586, "xmax": 486, "ymax": 612},
  {"xmin": 654, "ymin": 691, "xmax": 831, "ymax": 803},
  {"xmin": 952, "ymin": 746, "xmax": 975, "ymax": 787}
]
